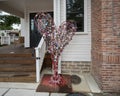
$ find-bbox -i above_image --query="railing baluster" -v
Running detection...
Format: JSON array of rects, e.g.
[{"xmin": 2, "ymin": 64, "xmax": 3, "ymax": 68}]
[{"xmin": 35, "ymin": 37, "xmax": 46, "ymax": 82}]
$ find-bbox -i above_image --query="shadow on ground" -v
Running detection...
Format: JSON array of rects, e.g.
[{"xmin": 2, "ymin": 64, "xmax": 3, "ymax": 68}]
[{"xmin": 66, "ymin": 93, "xmax": 120, "ymax": 96}]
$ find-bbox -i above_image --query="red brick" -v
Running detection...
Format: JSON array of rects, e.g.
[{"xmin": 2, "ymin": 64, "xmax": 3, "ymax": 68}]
[{"xmin": 91, "ymin": 0, "xmax": 120, "ymax": 92}]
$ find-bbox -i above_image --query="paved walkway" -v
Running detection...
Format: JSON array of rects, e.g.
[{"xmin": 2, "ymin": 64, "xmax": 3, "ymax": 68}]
[
  {"xmin": 0, "ymin": 87, "xmax": 119, "ymax": 96},
  {"xmin": 0, "ymin": 74, "xmax": 102, "ymax": 96}
]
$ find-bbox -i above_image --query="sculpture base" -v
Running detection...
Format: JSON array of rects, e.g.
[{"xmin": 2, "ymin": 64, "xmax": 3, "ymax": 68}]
[{"xmin": 36, "ymin": 74, "xmax": 72, "ymax": 93}]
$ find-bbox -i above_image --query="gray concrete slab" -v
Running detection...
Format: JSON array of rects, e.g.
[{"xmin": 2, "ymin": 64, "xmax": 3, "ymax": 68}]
[
  {"xmin": 0, "ymin": 88, "xmax": 9, "ymax": 96},
  {"xmin": 72, "ymin": 74, "xmax": 91, "ymax": 92},
  {"xmin": 84, "ymin": 74, "xmax": 101, "ymax": 93},
  {"xmin": 4, "ymin": 89, "xmax": 49, "ymax": 96},
  {"xmin": 51, "ymin": 93, "xmax": 67, "ymax": 96},
  {"xmin": 0, "ymin": 82, "xmax": 39, "ymax": 90},
  {"xmin": 35, "ymin": 92, "xmax": 49, "ymax": 96},
  {"xmin": 4, "ymin": 89, "xmax": 35, "ymax": 96}
]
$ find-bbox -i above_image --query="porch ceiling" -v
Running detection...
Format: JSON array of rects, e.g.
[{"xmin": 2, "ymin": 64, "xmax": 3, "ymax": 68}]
[
  {"xmin": 0, "ymin": 0, "xmax": 53, "ymax": 18},
  {"xmin": 0, "ymin": 0, "xmax": 25, "ymax": 18}
]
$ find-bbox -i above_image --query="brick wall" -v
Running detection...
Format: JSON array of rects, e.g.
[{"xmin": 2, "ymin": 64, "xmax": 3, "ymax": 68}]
[
  {"xmin": 91, "ymin": 0, "xmax": 120, "ymax": 92},
  {"xmin": 61, "ymin": 61, "xmax": 91, "ymax": 74}
]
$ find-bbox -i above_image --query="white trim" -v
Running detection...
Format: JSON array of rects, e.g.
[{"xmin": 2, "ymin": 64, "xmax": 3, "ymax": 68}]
[
  {"xmin": 60, "ymin": 0, "xmax": 66, "ymax": 23},
  {"xmin": 65, "ymin": 0, "xmax": 88, "ymax": 34},
  {"xmin": 54, "ymin": 0, "xmax": 61, "ymax": 26},
  {"xmin": 84, "ymin": 0, "xmax": 88, "ymax": 33},
  {"xmin": 75, "ymin": 32, "xmax": 89, "ymax": 35},
  {"xmin": 35, "ymin": 37, "xmax": 44, "ymax": 82}
]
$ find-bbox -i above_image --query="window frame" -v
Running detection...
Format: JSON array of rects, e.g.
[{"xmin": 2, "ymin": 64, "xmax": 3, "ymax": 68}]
[{"xmin": 66, "ymin": 0, "xmax": 88, "ymax": 34}]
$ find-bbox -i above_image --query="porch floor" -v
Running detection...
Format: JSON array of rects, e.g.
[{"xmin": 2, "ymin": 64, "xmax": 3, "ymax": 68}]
[{"xmin": 0, "ymin": 44, "xmax": 33, "ymax": 54}]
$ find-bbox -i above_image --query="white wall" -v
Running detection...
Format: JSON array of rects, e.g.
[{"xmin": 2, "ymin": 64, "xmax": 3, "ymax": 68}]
[{"xmin": 61, "ymin": 0, "xmax": 91, "ymax": 61}]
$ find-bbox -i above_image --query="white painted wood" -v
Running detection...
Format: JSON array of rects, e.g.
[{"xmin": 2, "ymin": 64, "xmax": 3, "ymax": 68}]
[
  {"xmin": 84, "ymin": 0, "xmax": 88, "ymax": 33},
  {"xmin": 23, "ymin": 7, "xmax": 30, "ymax": 48},
  {"xmin": 62, "ymin": 34, "xmax": 91, "ymax": 61},
  {"xmin": 37, "ymin": 37, "xmax": 44, "ymax": 48},
  {"xmin": 35, "ymin": 37, "xmax": 46, "ymax": 82},
  {"xmin": 54, "ymin": 0, "xmax": 57, "ymax": 25},
  {"xmin": 20, "ymin": 18, "xmax": 27, "ymax": 47},
  {"xmin": 61, "ymin": 0, "xmax": 91, "ymax": 61},
  {"xmin": 62, "ymin": 54, "xmax": 91, "ymax": 61},
  {"xmin": 87, "ymin": 0, "xmax": 91, "ymax": 33},
  {"xmin": 20, "ymin": 18, "xmax": 25, "ymax": 37}
]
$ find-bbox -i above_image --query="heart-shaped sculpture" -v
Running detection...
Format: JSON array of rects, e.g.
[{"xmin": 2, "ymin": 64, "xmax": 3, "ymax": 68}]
[{"xmin": 34, "ymin": 12, "xmax": 77, "ymax": 84}]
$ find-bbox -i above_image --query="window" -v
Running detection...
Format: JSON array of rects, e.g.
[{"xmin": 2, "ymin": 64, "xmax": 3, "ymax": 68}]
[{"xmin": 66, "ymin": 0, "xmax": 84, "ymax": 32}]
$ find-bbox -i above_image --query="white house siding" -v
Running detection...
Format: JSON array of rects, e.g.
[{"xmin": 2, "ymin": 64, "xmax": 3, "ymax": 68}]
[
  {"xmin": 61, "ymin": 0, "xmax": 91, "ymax": 61},
  {"xmin": 23, "ymin": 0, "xmax": 53, "ymax": 47}
]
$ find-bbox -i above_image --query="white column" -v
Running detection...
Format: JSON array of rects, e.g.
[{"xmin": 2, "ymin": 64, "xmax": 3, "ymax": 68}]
[
  {"xmin": 20, "ymin": 18, "xmax": 30, "ymax": 47},
  {"xmin": 60, "ymin": 0, "xmax": 66, "ymax": 23},
  {"xmin": 20, "ymin": 18, "xmax": 25, "ymax": 37},
  {"xmin": 54, "ymin": 0, "xmax": 61, "ymax": 27}
]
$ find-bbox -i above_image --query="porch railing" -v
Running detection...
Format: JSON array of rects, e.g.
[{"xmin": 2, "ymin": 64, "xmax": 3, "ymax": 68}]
[
  {"xmin": 0, "ymin": 36, "xmax": 11, "ymax": 45},
  {"xmin": 35, "ymin": 37, "xmax": 46, "ymax": 82}
]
